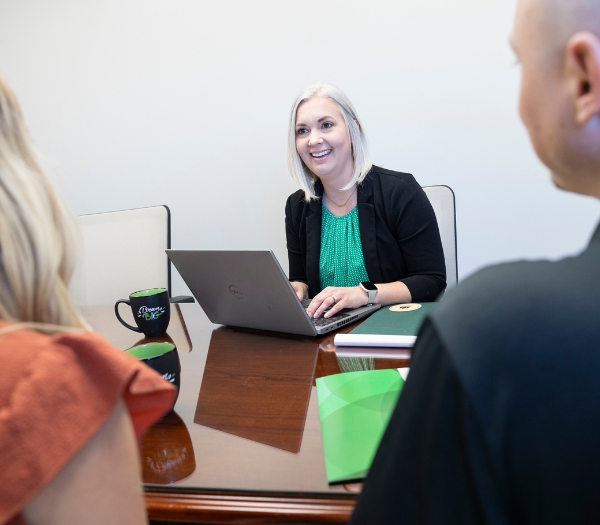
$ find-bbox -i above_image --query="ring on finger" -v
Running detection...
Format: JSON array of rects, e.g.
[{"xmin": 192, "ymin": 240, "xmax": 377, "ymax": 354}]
[{"xmin": 332, "ymin": 296, "xmax": 338, "ymax": 304}]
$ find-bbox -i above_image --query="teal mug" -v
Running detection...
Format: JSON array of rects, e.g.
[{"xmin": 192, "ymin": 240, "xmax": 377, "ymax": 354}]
[{"xmin": 115, "ymin": 287, "xmax": 170, "ymax": 337}]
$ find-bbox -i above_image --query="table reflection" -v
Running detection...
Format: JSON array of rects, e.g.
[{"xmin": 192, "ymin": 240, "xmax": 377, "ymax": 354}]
[
  {"xmin": 141, "ymin": 410, "xmax": 196, "ymax": 484},
  {"xmin": 194, "ymin": 327, "xmax": 319, "ymax": 453},
  {"xmin": 316, "ymin": 339, "xmax": 411, "ymax": 381}
]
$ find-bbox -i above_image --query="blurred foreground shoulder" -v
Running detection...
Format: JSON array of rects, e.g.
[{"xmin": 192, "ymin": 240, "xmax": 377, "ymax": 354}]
[
  {"xmin": 431, "ymin": 234, "xmax": 600, "ymax": 360},
  {"xmin": 0, "ymin": 327, "xmax": 175, "ymax": 525}
]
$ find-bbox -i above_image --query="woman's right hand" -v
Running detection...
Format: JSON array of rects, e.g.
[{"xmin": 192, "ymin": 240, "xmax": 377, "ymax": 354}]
[{"xmin": 291, "ymin": 281, "xmax": 309, "ymax": 301}]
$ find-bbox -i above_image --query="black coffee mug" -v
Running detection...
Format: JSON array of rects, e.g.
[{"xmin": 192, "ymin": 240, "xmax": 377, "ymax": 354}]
[
  {"xmin": 125, "ymin": 341, "xmax": 180, "ymax": 404},
  {"xmin": 115, "ymin": 287, "xmax": 170, "ymax": 337}
]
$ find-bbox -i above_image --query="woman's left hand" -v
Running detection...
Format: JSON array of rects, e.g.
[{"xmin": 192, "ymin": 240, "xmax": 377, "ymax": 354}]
[{"xmin": 306, "ymin": 286, "xmax": 368, "ymax": 319}]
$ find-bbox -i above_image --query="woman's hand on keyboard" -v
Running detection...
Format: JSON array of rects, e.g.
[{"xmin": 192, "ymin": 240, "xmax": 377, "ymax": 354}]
[{"xmin": 306, "ymin": 286, "xmax": 368, "ymax": 319}]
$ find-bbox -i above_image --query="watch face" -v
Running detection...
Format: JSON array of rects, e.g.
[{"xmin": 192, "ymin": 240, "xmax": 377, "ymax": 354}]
[{"xmin": 361, "ymin": 281, "xmax": 377, "ymax": 291}]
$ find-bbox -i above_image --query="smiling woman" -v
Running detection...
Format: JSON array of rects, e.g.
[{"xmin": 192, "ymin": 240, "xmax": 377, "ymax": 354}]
[{"xmin": 284, "ymin": 83, "xmax": 447, "ymax": 318}]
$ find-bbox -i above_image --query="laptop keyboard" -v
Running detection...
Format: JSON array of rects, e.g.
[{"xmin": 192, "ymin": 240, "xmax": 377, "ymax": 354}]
[
  {"xmin": 300, "ymin": 299, "xmax": 351, "ymax": 327},
  {"xmin": 311, "ymin": 312, "xmax": 350, "ymax": 327}
]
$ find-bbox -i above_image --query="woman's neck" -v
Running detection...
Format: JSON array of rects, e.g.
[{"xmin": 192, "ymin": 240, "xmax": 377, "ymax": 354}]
[{"xmin": 322, "ymin": 181, "xmax": 358, "ymax": 216}]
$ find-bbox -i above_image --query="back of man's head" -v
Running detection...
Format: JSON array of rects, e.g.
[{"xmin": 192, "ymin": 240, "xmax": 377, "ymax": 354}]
[{"xmin": 512, "ymin": 0, "xmax": 600, "ymax": 198}]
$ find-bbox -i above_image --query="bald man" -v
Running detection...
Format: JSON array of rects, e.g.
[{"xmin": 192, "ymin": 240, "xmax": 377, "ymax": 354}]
[{"xmin": 350, "ymin": 0, "xmax": 600, "ymax": 523}]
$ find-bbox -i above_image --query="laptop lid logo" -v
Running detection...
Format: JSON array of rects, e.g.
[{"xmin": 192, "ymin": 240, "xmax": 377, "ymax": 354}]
[{"xmin": 229, "ymin": 285, "xmax": 243, "ymax": 299}]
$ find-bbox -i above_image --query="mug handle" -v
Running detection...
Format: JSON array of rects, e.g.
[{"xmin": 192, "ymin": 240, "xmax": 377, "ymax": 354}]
[{"xmin": 115, "ymin": 299, "xmax": 141, "ymax": 332}]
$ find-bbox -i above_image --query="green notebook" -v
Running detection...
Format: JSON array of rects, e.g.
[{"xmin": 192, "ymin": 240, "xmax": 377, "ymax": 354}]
[
  {"xmin": 350, "ymin": 302, "xmax": 436, "ymax": 336},
  {"xmin": 316, "ymin": 368, "xmax": 408, "ymax": 484}
]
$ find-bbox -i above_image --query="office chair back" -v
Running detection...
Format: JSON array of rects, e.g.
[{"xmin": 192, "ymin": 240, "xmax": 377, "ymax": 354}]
[
  {"xmin": 71, "ymin": 205, "xmax": 171, "ymax": 306},
  {"xmin": 422, "ymin": 185, "xmax": 458, "ymax": 288}
]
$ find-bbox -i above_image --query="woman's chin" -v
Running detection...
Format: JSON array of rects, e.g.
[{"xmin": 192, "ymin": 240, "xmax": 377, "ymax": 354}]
[{"xmin": 310, "ymin": 164, "xmax": 337, "ymax": 181}]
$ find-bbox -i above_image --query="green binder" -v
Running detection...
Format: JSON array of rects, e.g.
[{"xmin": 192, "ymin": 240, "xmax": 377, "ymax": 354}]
[
  {"xmin": 316, "ymin": 368, "xmax": 407, "ymax": 484},
  {"xmin": 349, "ymin": 302, "xmax": 436, "ymax": 336}
]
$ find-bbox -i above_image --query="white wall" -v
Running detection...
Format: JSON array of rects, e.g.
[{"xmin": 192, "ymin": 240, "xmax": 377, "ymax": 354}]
[{"xmin": 1, "ymin": 0, "xmax": 598, "ymax": 296}]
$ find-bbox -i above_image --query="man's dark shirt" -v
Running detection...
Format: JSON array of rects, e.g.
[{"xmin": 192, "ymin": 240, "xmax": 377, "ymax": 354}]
[{"xmin": 351, "ymin": 222, "xmax": 600, "ymax": 524}]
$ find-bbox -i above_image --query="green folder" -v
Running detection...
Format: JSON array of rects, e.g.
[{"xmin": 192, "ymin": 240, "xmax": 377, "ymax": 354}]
[
  {"xmin": 316, "ymin": 369, "xmax": 406, "ymax": 484},
  {"xmin": 349, "ymin": 302, "xmax": 436, "ymax": 336}
]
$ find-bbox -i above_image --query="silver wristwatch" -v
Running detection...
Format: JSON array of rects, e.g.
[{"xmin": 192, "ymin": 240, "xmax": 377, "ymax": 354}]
[{"xmin": 359, "ymin": 281, "xmax": 378, "ymax": 304}]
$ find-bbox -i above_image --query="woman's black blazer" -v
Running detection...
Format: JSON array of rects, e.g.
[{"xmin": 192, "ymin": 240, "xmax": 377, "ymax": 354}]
[{"xmin": 285, "ymin": 165, "xmax": 447, "ymax": 301}]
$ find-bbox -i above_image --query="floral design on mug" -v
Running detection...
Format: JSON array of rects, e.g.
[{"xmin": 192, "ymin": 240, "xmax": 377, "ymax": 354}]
[
  {"xmin": 137, "ymin": 305, "xmax": 165, "ymax": 321},
  {"xmin": 162, "ymin": 372, "xmax": 176, "ymax": 383},
  {"xmin": 146, "ymin": 447, "xmax": 187, "ymax": 473}
]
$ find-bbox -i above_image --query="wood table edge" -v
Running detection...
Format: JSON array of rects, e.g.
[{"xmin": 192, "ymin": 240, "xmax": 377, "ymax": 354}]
[{"xmin": 146, "ymin": 489, "xmax": 357, "ymax": 524}]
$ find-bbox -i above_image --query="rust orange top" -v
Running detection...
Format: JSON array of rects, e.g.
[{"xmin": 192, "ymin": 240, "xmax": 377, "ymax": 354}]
[{"xmin": 0, "ymin": 327, "xmax": 176, "ymax": 525}]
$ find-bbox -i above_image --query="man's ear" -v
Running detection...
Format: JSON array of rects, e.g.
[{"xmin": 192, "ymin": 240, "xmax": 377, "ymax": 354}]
[{"xmin": 566, "ymin": 32, "xmax": 600, "ymax": 125}]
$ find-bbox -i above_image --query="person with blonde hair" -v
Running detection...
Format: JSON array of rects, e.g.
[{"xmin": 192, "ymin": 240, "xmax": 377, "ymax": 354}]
[
  {"xmin": 0, "ymin": 75, "xmax": 175, "ymax": 525},
  {"xmin": 285, "ymin": 83, "xmax": 446, "ymax": 319}
]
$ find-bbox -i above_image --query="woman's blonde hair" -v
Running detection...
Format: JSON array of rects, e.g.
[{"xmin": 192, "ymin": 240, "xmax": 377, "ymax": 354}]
[
  {"xmin": 0, "ymin": 76, "xmax": 85, "ymax": 330},
  {"xmin": 287, "ymin": 83, "xmax": 372, "ymax": 201}
]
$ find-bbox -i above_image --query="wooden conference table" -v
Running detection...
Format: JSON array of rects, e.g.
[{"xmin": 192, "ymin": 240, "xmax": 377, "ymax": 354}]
[{"xmin": 81, "ymin": 303, "xmax": 410, "ymax": 524}]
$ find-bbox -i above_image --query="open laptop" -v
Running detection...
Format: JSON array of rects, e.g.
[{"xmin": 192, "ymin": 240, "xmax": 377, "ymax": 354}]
[{"xmin": 166, "ymin": 250, "xmax": 380, "ymax": 337}]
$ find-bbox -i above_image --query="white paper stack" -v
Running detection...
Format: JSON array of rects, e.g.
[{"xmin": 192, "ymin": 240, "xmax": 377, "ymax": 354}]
[{"xmin": 333, "ymin": 333, "xmax": 417, "ymax": 348}]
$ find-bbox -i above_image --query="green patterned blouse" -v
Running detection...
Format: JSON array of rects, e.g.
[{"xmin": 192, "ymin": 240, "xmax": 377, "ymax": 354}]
[{"xmin": 319, "ymin": 203, "xmax": 370, "ymax": 289}]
